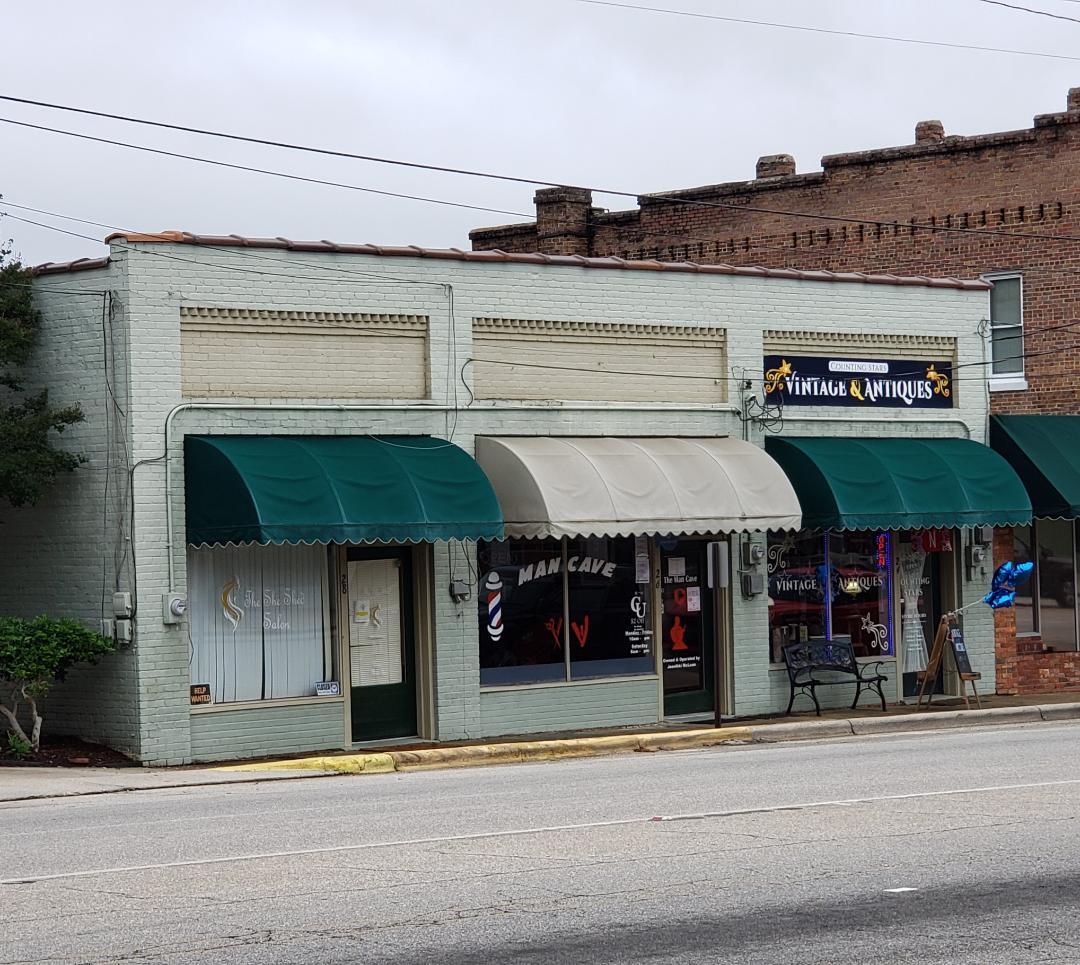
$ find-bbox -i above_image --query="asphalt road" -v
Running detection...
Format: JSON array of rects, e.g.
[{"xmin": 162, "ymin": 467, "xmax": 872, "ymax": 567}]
[{"xmin": 4, "ymin": 722, "xmax": 1080, "ymax": 964}]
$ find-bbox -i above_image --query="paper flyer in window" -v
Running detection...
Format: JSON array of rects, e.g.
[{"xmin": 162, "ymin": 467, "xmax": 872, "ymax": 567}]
[
  {"xmin": 686, "ymin": 586, "xmax": 701, "ymax": 613},
  {"xmin": 635, "ymin": 554, "xmax": 651, "ymax": 583}
]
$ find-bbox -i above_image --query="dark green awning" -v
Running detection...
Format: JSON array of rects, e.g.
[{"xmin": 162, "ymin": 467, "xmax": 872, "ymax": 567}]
[
  {"xmin": 185, "ymin": 436, "xmax": 504, "ymax": 546},
  {"xmin": 764, "ymin": 436, "xmax": 1032, "ymax": 531},
  {"xmin": 991, "ymin": 415, "xmax": 1080, "ymax": 519}
]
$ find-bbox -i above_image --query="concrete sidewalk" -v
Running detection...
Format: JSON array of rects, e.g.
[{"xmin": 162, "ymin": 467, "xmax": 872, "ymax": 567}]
[{"xmin": 4, "ymin": 695, "xmax": 1079, "ymax": 803}]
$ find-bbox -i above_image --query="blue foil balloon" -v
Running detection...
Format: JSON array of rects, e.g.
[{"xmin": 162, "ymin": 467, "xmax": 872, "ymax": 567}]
[
  {"xmin": 983, "ymin": 561, "xmax": 1034, "ymax": 608},
  {"xmin": 984, "ymin": 587, "xmax": 1017, "ymax": 609}
]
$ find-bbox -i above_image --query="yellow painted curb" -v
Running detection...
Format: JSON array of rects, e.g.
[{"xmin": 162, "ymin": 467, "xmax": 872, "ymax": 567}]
[
  {"xmin": 389, "ymin": 733, "xmax": 644, "ymax": 771},
  {"xmin": 217, "ymin": 753, "xmax": 396, "ymax": 774},
  {"xmin": 638, "ymin": 727, "xmax": 753, "ymax": 751},
  {"xmin": 214, "ymin": 727, "xmax": 756, "ymax": 776}
]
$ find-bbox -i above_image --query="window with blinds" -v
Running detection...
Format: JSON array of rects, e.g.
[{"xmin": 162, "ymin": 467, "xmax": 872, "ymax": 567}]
[{"xmin": 187, "ymin": 544, "xmax": 332, "ymax": 704}]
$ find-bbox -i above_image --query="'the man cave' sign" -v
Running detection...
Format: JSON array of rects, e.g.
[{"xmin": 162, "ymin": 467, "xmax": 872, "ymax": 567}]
[{"xmin": 763, "ymin": 355, "xmax": 954, "ymax": 408}]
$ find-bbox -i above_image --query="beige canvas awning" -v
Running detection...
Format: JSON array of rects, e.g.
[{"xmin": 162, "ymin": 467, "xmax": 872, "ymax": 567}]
[{"xmin": 474, "ymin": 436, "xmax": 801, "ymax": 539}]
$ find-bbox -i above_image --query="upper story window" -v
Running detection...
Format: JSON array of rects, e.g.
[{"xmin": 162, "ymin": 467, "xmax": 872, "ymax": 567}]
[{"xmin": 986, "ymin": 274, "xmax": 1024, "ymax": 378}]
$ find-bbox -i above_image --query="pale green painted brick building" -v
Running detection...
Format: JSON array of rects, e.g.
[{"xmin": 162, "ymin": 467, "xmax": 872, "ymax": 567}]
[{"xmin": 0, "ymin": 234, "xmax": 1027, "ymax": 764}]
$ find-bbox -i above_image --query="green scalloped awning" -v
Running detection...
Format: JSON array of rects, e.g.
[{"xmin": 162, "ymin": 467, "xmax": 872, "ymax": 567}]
[
  {"xmin": 764, "ymin": 436, "xmax": 1032, "ymax": 531},
  {"xmin": 991, "ymin": 415, "xmax": 1080, "ymax": 520},
  {"xmin": 184, "ymin": 436, "xmax": 504, "ymax": 546}
]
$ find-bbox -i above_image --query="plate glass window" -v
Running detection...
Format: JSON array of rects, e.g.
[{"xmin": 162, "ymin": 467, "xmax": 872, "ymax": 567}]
[
  {"xmin": 187, "ymin": 544, "xmax": 332, "ymax": 703},
  {"xmin": 767, "ymin": 531, "xmax": 893, "ymax": 661},
  {"xmin": 829, "ymin": 531, "xmax": 893, "ymax": 657},
  {"xmin": 477, "ymin": 536, "xmax": 656, "ymax": 686},
  {"xmin": 766, "ymin": 531, "xmax": 828, "ymax": 663},
  {"xmin": 987, "ymin": 275, "xmax": 1024, "ymax": 376},
  {"xmin": 1034, "ymin": 519, "xmax": 1077, "ymax": 652},
  {"xmin": 566, "ymin": 537, "xmax": 653, "ymax": 680},
  {"xmin": 477, "ymin": 538, "xmax": 566, "ymax": 686}
]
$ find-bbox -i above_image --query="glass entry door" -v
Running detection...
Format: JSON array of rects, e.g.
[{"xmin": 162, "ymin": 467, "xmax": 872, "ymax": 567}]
[
  {"xmin": 346, "ymin": 548, "xmax": 417, "ymax": 741},
  {"xmin": 899, "ymin": 542, "xmax": 943, "ymax": 697},
  {"xmin": 660, "ymin": 540, "xmax": 715, "ymax": 715}
]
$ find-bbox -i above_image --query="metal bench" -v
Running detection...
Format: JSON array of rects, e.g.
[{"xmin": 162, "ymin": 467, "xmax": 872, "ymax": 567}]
[{"xmin": 781, "ymin": 640, "xmax": 889, "ymax": 716}]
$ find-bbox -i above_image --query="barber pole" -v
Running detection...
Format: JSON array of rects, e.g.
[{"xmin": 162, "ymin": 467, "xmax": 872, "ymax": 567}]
[{"xmin": 485, "ymin": 572, "xmax": 504, "ymax": 641}]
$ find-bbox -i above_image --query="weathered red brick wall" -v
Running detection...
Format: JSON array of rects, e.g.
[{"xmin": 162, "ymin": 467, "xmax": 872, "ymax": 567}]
[
  {"xmin": 994, "ymin": 527, "xmax": 1020, "ymax": 695},
  {"xmin": 471, "ymin": 90, "xmax": 1080, "ymax": 416}
]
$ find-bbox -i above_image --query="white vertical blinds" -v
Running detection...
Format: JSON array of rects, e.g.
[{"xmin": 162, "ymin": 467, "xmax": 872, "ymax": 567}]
[
  {"xmin": 188, "ymin": 544, "xmax": 329, "ymax": 703},
  {"xmin": 348, "ymin": 559, "xmax": 404, "ymax": 688}
]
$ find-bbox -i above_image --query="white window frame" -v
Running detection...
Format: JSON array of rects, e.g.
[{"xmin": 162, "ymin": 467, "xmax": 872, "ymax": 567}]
[{"xmin": 983, "ymin": 272, "xmax": 1028, "ymax": 391}]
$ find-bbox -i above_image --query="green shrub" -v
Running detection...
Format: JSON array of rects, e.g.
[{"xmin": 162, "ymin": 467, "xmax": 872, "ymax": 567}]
[
  {"xmin": 5, "ymin": 730, "xmax": 31, "ymax": 758},
  {"xmin": 0, "ymin": 615, "xmax": 115, "ymax": 752}
]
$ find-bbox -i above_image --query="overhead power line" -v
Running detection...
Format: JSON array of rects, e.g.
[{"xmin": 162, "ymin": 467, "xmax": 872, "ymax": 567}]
[
  {"xmin": 974, "ymin": 0, "xmax": 1080, "ymax": 24},
  {"xmin": 573, "ymin": 0, "xmax": 1080, "ymax": 60},
  {"xmin": 0, "ymin": 117, "xmax": 532, "ymax": 222},
  {"xmin": 3, "ymin": 99, "xmax": 1080, "ymax": 246}
]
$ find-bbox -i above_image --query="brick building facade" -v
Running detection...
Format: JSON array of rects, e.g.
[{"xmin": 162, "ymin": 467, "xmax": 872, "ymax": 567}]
[
  {"xmin": 6, "ymin": 236, "xmax": 1006, "ymax": 762},
  {"xmin": 471, "ymin": 85, "xmax": 1080, "ymax": 695}
]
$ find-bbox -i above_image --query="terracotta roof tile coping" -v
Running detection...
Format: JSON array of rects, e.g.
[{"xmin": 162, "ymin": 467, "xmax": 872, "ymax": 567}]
[
  {"xmin": 36, "ymin": 231, "xmax": 991, "ymax": 291},
  {"xmin": 32, "ymin": 256, "xmax": 110, "ymax": 276}
]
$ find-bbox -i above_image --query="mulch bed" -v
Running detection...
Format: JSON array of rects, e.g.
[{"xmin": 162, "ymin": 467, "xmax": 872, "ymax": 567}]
[{"xmin": 1, "ymin": 736, "xmax": 135, "ymax": 768}]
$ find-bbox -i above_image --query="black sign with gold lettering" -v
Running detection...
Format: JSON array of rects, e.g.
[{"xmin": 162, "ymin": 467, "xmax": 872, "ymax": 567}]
[{"xmin": 763, "ymin": 355, "xmax": 954, "ymax": 408}]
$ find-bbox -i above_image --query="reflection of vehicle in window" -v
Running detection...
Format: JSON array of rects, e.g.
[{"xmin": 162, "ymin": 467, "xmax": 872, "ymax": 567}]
[{"xmin": 1039, "ymin": 551, "xmax": 1076, "ymax": 609}]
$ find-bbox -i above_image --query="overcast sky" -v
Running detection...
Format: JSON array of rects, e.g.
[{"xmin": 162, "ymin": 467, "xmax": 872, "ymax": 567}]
[{"xmin": 2, "ymin": 0, "xmax": 1078, "ymax": 266}]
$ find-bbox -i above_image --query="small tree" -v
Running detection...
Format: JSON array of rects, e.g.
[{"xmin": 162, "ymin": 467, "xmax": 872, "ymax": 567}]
[
  {"xmin": 0, "ymin": 241, "xmax": 84, "ymax": 507},
  {"xmin": 0, "ymin": 616, "xmax": 115, "ymax": 752}
]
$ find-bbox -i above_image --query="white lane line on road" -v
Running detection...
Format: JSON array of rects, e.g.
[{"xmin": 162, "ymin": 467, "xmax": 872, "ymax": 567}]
[
  {"xmin": 6, "ymin": 776, "xmax": 1080, "ymax": 886},
  {"xmin": 0, "ymin": 816, "xmax": 645, "ymax": 885},
  {"xmin": 648, "ymin": 777, "xmax": 1080, "ymax": 822},
  {"xmin": 884, "ymin": 888, "xmax": 919, "ymax": 893}
]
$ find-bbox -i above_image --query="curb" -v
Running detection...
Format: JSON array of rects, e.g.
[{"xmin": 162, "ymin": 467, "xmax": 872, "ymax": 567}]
[
  {"xmin": 8, "ymin": 704, "xmax": 1080, "ymax": 801},
  {"xmin": 223, "ymin": 727, "xmax": 755, "ymax": 775},
  {"xmin": 218, "ymin": 703, "xmax": 1080, "ymax": 777}
]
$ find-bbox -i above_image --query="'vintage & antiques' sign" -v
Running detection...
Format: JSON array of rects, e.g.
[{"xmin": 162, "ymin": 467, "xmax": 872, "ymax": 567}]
[{"xmin": 763, "ymin": 355, "xmax": 953, "ymax": 408}]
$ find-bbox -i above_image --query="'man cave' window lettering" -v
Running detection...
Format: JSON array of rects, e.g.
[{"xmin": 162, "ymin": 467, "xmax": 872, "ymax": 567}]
[
  {"xmin": 477, "ymin": 537, "xmax": 654, "ymax": 687},
  {"xmin": 187, "ymin": 543, "xmax": 332, "ymax": 704}
]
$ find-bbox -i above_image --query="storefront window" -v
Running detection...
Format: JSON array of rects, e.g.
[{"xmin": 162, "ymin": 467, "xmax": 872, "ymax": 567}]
[
  {"xmin": 767, "ymin": 530, "xmax": 893, "ymax": 662},
  {"xmin": 567, "ymin": 536, "xmax": 654, "ymax": 680},
  {"xmin": 478, "ymin": 537, "xmax": 655, "ymax": 686},
  {"xmin": 187, "ymin": 543, "xmax": 332, "ymax": 704},
  {"xmin": 829, "ymin": 531, "xmax": 893, "ymax": 658},
  {"xmin": 1013, "ymin": 524, "xmax": 1036, "ymax": 635},
  {"xmin": 477, "ymin": 539, "xmax": 567, "ymax": 686},
  {"xmin": 1034, "ymin": 519, "xmax": 1077, "ymax": 652},
  {"xmin": 766, "ymin": 531, "xmax": 827, "ymax": 664}
]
